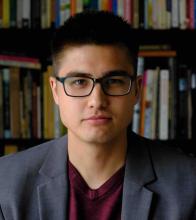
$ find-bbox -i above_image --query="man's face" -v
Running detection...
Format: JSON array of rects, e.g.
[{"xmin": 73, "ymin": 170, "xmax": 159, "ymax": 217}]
[{"xmin": 50, "ymin": 45, "xmax": 142, "ymax": 145}]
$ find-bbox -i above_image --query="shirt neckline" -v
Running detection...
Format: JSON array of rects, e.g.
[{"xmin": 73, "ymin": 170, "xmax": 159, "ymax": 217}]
[{"xmin": 68, "ymin": 160, "xmax": 125, "ymax": 200}]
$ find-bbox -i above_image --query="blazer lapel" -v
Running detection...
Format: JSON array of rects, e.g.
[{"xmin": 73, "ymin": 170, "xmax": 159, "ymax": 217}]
[
  {"xmin": 37, "ymin": 136, "xmax": 69, "ymax": 220},
  {"xmin": 37, "ymin": 175, "xmax": 68, "ymax": 220},
  {"xmin": 121, "ymin": 133, "xmax": 156, "ymax": 220}
]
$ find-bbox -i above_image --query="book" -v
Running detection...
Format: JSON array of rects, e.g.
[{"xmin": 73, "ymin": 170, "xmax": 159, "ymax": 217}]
[
  {"xmin": 0, "ymin": 0, "xmax": 3, "ymax": 28},
  {"xmin": 10, "ymin": 0, "xmax": 17, "ymax": 27},
  {"xmin": 4, "ymin": 144, "xmax": 18, "ymax": 155},
  {"xmin": 2, "ymin": 68, "xmax": 11, "ymax": 138},
  {"xmin": 16, "ymin": 0, "xmax": 23, "ymax": 28},
  {"xmin": 133, "ymin": 0, "xmax": 139, "ymax": 28},
  {"xmin": 30, "ymin": 0, "xmax": 41, "ymax": 29},
  {"xmin": 22, "ymin": 0, "xmax": 30, "ymax": 28},
  {"xmin": 158, "ymin": 69, "xmax": 169, "ymax": 140},
  {"xmin": 0, "ymin": 55, "xmax": 41, "ymax": 69},
  {"xmin": 151, "ymin": 67, "xmax": 159, "ymax": 139},
  {"xmin": 177, "ymin": 65, "xmax": 190, "ymax": 139},
  {"xmin": 0, "ymin": 69, "xmax": 3, "ymax": 138},
  {"xmin": 139, "ymin": 69, "xmax": 147, "ymax": 136},
  {"xmin": 10, "ymin": 67, "xmax": 21, "ymax": 138},
  {"xmin": 168, "ymin": 57, "xmax": 177, "ymax": 139},
  {"xmin": 144, "ymin": 69, "xmax": 154, "ymax": 138},
  {"xmin": 191, "ymin": 71, "xmax": 196, "ymax": 139},
  {"xmin": 132, "ymin": 57, "xmax": 144, "ymax": 134},
  {"xmin": 171, "ymin": 0, "xmax": 179, "ymax": 28},
  {"xmin": 138, "ymin": 50, "xmax": 176, "ymax": 57},
  {"xmin": 2, "ymin": 0, "xmax": 10, "ymax": 28}
]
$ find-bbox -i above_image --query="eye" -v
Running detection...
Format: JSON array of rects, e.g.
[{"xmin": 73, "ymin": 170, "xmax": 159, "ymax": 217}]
[
  {"xmin": 105, "ymin": 77, "xmax": 126, "ymax": 85},
  {"xmin": 73, "ymin": 79, "xmax": 87, "ymax": 85},
  {"xmin": 67, "ymin": 77, "xmax": 90, "ymax": 88}
]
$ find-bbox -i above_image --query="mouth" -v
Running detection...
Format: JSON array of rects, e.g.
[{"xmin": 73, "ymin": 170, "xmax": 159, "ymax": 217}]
[{"xmin": 83, "ymin": 115, "xmax": 112, "ymax": 125}]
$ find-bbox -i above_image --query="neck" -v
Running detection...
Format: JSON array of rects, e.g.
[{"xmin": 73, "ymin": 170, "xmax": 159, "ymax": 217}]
[{"xmin": 67, "ymin": 132, "xmax": 127, "ymax": 189}]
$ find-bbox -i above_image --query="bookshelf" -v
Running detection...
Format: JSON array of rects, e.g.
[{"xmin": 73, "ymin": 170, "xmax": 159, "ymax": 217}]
[
  {"xmin": 0, "ymin": 28, "xmax": 195, "ymax": 156},
  {"xmin": 0, "ymin": 2, "xmax": 195, "ymax": 156}
]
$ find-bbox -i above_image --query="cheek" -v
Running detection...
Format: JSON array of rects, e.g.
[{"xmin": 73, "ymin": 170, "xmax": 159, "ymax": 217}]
[{"xmin": 58, "ymin": 98, "xmax": 84, "ymax": 126}]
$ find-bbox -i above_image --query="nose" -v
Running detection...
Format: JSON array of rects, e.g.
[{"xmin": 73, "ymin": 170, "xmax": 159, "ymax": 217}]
[{"xmin": 87, "ymin": 83, "xmax": 109, "ymax": 109}]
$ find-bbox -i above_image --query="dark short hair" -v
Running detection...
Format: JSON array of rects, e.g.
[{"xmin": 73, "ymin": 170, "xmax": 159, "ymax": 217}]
[{"xmin": 51, "ymin": 10, "xmax": 139, "ymax": 74}]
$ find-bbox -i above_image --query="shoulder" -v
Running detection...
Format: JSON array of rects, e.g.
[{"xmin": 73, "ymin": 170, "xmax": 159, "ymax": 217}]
[
  {"xmin": 130, "ymin": 132, "xmax": 196, "ymax": 177},
  {"xmin": 146, "ymin": 137, "xmax": 196, "ymax": 188},
  {"xmin": 0, "ymin": 135, "xmax": 67, "ymax": 186},
  {"xmin": 147, "ymin": 138, "xmax": 196, "ymax": 172},
  {"xmin": 0, "ymin": 139, "xmax": 54, "ymax": 169}
]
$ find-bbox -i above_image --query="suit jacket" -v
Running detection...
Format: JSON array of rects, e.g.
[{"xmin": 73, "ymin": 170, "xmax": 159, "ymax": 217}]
[{"xmin": 0, "ymin": 132, "xmax": 196, "ymax": 220}]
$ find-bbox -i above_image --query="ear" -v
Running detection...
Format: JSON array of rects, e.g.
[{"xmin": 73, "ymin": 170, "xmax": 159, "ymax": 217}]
[
  {"xmin": 49, "ymin": 76, "xmax": 59, "ymax": 105},
  {"xmin": 133, "ymin": 75, "xmax": 143, "ymax": 104}
]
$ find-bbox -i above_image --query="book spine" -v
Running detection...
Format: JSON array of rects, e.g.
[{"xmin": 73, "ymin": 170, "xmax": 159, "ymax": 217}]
[
  {"xmin": 151, "ymin": 67, "xmax": 159, "ymax": 139},
  {"xmin": 117, "ymin": 0, "xmax": 124, "ymax": 17},
  {"xmin": 3, "ymin": 68, "xmax": 11, "ymax": 138},
  {"xmin": 112, "ymin": 0, "xmax": 118, "ymax": 15},
  {"xmin": 0, "ymin": 0, "xmax": 3, "ymax": 28},
  {"xmin": 168, "ymin": 57, "xmax": 177, "ymax": 139},
  {"xmin": 179, "ymin": 0, "xmax": 187, "ymax": 29},
  {"xmin": 186, "ymin": 0, "xmax": 194, "ymax": 29},
  {"xmin": 133, "ymin": 0, "xmax": 139, "ymax": 28},
  {"xmin": 31, "ymin": 71, "xmax": 38, "ymax": 138},
  {"xmin": 144, "ymin": 69, "xmax": 154, "ymax": 138},
  {"xmin": 41, "ymin": 0, "xmax": 47, "ymax": 28},
  {"xmin": 159, "ymin": 69, "xmax": 169, "ymax": 140},
  {"xmin": 0, "ymin": 70, "xmax": 3, "ymax": 138},
  {"xmin": 191, "ymin": 71, "xmax": 196, "ymax": 140},
  {"xmin": 17, "ymin": 0, "xmax": 23, "ymax": 28},
  {"xmin": 10, "ymin": 67, "xmax": 21, "ymax": 138},
  {"xmin": 171, "ymin": 0, "xmax": 179, "ymax": 28},
  {"xmin": 22, "ymin": 0, "xmax": 31, "ymax": 28},
  {"xmin": 37, "ymin": 74, "xmax": 42, "ymax": 139},
  {"xmin": 4, "ymin": 145, "xmax": 18, "ymax": 155},
  {"xmin": 177, "ymin": 65, "xmax": 189, "ymax": 139},
  {"xmin": 2, "ymin": 0, "xmax": 10, "ymax": 28},
  {"xmin": 31, "ymin": 0, "xmax": 41, "ymax": 29},
  {"xmin": 139, "ymin": 70, "xmax": 147, "ymax": 136},
  {"xmin": 124, "ymin": 0, "xmax": 133, "ymax": 24},
  {"xmin": 139, "ymin": 0, "xmax": 144, "ymax": 28},
  {"xmin": 10, "ymin": 0, "xmax": 17, "ymax": 27}
]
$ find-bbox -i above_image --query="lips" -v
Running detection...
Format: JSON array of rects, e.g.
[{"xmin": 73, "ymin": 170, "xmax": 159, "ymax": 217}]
[
  {"xmin": 83, "ymin": 115, "xmax": 112, "ymax": 125},
  {"xmin": 87, "ymin": 116, "xmax": 111, "ymax": 120}
]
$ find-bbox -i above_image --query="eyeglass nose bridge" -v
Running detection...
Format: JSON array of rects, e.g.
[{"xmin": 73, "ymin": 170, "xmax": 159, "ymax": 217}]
[
  {"xmin": 90, "ymin": 77, "xmax": 107, "ymax": 95},
  {"xmin": 92, "ymin": 77, "xmax": 103, "ymax": 84}
]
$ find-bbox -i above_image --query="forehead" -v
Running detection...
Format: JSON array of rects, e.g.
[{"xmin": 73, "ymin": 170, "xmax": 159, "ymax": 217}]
[{"xmin": 56, "ymin": 45, "xmax": 134, "ymax": 77}]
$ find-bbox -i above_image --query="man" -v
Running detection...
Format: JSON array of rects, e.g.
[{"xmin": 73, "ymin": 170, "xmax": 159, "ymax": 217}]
[{"xmin": 0, "ymin": 10, "xmax": 196, "ymax": 220}]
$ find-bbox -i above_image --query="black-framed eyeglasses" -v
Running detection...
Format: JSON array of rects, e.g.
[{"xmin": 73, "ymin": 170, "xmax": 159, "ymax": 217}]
[{"xmin": 55, "ymin": 71, "xmax": 135, "ymax": 97}]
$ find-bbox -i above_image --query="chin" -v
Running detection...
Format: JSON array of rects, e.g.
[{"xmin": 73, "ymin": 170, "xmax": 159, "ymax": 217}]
[{"xmin": 82, "ymin": 131, "xmax": 117, "ymax": 145}]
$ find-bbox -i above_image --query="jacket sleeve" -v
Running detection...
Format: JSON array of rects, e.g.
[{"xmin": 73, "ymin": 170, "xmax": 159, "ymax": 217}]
[
  {"xmin": 0, "ymin": 205, "xmax": 5, "ymax": 220},
  {"xmin": 193, "ymin": 206, "xmax": 196, "ymax": 220}
]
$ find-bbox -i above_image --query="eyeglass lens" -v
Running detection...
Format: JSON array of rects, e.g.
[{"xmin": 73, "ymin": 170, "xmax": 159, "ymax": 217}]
[{"xmin": 63, "ymin": 75, "xmax": 132, "ymax": 96}]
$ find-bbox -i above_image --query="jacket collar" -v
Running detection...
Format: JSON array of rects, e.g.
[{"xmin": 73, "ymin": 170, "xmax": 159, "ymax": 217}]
[{"xmin": 39, "ymin": 135, "xmax": 68, "ymax": 178}]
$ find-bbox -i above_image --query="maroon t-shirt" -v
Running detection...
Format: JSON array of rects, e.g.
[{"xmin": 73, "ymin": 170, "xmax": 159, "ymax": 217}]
[{"xmin": 68, "ymin": 161, "xmax": 125, "ymax": 220}]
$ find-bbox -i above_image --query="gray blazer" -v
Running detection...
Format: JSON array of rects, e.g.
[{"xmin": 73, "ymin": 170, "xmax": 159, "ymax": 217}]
[{"xmin": 0, "ymin": 133, "xmax": 196, "ymax": 220}]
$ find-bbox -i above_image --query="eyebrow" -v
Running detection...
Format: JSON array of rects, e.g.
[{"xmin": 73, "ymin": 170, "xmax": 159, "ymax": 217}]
[
  {"xmin": 64, "ymin": 70, "xmax": 132, "ymax": 78},
  {"xmin": 65, "ymin": 71, "xmax": 92, "ymax": 77},
  {"xmin": 103, "ymin": 70, "xmax": 132, "ymax": 77}
]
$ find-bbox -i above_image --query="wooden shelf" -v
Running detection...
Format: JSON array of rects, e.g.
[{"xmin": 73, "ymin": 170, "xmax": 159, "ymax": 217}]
[
  {"xmin": 0, "ymin": 138, "xmax": 195, "ymax": 157},
  {"xmin": 0, "ymin": 28, "xmax": 195, "ymax": 157},
  {"xmin": 0, "ymin": 28, "xmax": 54, "ymax": 60},
  {"xmin": 1, "ymin": 28, "xmax": 196, "ymax": 66}
]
